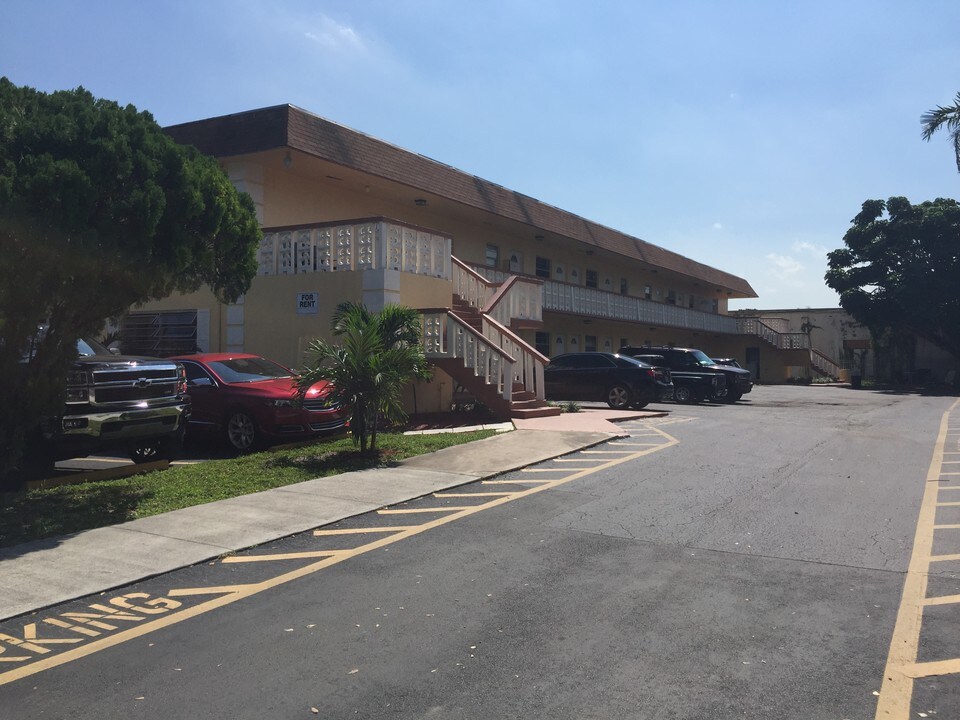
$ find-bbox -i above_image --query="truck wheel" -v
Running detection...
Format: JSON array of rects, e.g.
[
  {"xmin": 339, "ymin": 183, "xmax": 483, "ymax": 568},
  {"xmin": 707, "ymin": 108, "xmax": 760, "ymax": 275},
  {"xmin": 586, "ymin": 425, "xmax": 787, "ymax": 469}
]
[
  {"xmin": 723, "ymin": 392, "xmax": 743, "ymax": 403},
  {"xmin": 673, "ymin": 386, "xmax": 700, "ymax": 404},
  {"xmin": 606, "ymin": 384, "xmax": 632, "ymax": 409},
  {"xmin": 226, "ymin": 411, "xmax": 259, "ymax": 453},
  {"xmin": 130, "ymin": 426, "xmax": 184, "ymax": 464}
]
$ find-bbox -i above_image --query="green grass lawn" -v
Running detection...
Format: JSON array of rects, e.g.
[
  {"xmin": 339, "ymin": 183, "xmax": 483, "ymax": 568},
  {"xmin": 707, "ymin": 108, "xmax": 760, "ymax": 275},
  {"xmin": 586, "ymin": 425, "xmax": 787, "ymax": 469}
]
[{"xmin": 0, "ymin": 430, "xmax": 494, "ymax": 548}]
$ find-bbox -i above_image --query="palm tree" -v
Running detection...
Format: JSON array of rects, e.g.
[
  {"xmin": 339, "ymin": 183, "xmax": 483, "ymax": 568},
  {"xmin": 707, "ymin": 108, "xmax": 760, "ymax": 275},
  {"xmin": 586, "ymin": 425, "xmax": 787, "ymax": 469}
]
[
  {"xmin": 922, "ymin": 92, "xmax": 960, "ymax": 173},
  {"xmin": 297, "ymin": 302, "xmax": 431, "ymax": 454}
]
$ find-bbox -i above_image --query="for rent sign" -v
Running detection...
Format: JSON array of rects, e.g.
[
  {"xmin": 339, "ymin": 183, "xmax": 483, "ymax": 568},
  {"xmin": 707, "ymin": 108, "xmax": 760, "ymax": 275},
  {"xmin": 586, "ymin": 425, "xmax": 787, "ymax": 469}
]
[{"xmin": 296, "ymin": 292, "xmax": 319, "ymax": 315}]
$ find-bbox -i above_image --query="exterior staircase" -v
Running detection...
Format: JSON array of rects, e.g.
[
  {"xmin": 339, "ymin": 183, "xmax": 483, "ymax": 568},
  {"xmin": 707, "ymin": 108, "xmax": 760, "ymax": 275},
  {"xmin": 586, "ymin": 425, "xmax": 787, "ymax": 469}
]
[
  {"xmin": 420, "ymin": 258, "xmax": 560, "ymax": 420},
  {"xmin": 441, "ymin": 299, "xmax": 559, "ymax": 419},
  {"xmin": 736, "ymin": 317, "xmax": 843, "ymax": 380}
]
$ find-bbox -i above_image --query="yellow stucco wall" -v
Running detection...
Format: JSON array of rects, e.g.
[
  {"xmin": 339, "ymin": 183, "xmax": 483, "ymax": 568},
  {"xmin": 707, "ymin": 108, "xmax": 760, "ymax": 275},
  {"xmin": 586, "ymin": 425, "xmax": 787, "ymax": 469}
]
[
  {"xmin": 235, "ymin": 154, "xmax": 735, "ymax": 316},
  {"xmin": 136, "ymin": 269, "xmax": 453, "ymax": 372}
]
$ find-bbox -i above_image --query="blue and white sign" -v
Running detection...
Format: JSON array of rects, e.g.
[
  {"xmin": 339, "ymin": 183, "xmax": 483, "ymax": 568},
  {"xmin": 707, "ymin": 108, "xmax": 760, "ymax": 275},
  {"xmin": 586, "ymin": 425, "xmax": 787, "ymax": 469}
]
[{"xmin": 297, "ymin": 292, "xmax": 319, "ymax": 315}]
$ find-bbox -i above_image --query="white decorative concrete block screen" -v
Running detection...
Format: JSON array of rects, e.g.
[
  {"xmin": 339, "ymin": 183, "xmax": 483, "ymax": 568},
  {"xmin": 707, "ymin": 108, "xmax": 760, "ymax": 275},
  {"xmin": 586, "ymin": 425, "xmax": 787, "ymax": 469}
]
[{"xmin": 258, "ymin": 219, "xmax": 452, "ymax": 279}]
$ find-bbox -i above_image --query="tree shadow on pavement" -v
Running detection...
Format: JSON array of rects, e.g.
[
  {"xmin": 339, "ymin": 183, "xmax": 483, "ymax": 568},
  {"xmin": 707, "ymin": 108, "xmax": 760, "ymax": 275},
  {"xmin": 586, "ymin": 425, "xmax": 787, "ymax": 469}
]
[{"xmin": 0, "ymin": 482, "xmax": 155, "ymax": 552}]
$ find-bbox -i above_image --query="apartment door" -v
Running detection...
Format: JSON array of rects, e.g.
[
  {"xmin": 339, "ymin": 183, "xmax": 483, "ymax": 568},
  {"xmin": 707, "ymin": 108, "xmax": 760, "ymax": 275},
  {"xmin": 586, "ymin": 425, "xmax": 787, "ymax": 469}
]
[{"xmin": 745, "ymin": 346, "xmax": 760, "ymax": 380}]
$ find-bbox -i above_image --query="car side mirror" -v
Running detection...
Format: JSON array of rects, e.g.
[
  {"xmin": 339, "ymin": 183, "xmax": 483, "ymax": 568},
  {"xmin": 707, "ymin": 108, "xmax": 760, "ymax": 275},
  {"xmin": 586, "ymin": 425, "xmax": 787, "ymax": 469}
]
[{"xmin": 189, "ymin": 377, "xmax": 214, "ymax": 388}]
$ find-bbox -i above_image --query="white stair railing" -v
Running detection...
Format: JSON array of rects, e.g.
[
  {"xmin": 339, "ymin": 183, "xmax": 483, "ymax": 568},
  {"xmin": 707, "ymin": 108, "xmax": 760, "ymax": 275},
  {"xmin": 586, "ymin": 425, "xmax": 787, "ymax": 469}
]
[
  {"xmin": 421, "ymin": 310, "xmax": 515, "ymax": 402},
  {"xmin": 811, "ymin": 349, "xmax": 842, "ymax": 379},
  {"xmin": 480, "ymin": 314, "xmax": 547, "ymax": 401}
]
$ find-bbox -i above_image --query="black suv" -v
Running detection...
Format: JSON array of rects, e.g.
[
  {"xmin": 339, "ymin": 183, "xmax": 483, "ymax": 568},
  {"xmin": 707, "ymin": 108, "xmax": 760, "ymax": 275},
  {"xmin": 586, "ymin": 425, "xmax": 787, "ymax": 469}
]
[
  {"xmin": 544, "ymin": 352, "xmax": 673, "ymax": 409},
  {"xmin": 620, "ymin": 346, "xmax": 753, "ymax": 403},
  {"xmin": 629, "ymin": 352, "xmax": 724, "ymax": 404}
]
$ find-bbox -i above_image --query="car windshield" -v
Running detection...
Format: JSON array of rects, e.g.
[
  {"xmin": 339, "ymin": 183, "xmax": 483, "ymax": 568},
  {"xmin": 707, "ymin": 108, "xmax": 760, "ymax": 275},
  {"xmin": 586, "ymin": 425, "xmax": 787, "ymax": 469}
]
[
  {"xmin": 208, "ymin": 357, "xmax": 294, "ymax": 383},
  {"xmin": 77, "ymin": 338, "xmax": 111, "ymax": 356},
  {"xmin": 690, "ymin": 350, "xmax": 717, "ymax": 366}
]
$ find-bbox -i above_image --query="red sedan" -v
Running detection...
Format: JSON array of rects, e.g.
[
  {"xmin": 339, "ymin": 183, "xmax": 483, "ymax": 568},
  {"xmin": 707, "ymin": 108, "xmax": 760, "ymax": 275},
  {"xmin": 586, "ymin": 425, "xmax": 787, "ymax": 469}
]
[{"xmin": 170, "ymin": 353, "xmax": 346, "ymax": 452}]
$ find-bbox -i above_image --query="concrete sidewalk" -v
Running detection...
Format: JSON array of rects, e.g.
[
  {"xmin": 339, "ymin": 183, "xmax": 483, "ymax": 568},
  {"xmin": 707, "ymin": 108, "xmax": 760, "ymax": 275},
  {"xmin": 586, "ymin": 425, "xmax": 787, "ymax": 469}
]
[{"xmin": 0, "ymin": 407, "xmax": 662, "ymax": 621}]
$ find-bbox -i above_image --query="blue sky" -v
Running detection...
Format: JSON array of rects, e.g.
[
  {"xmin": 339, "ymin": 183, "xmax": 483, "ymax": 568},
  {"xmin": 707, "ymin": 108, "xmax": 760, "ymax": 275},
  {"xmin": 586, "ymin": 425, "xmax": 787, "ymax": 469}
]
[{"xmin": 4, "ymin": 1, "xmax": 959, "ymax": 309}]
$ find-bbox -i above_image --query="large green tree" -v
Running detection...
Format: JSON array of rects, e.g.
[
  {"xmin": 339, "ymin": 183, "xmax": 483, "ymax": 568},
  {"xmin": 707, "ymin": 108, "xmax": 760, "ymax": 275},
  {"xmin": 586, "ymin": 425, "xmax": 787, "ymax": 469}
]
[
  {"xmin": 0, "ymin": 78, "xmax": 261, "ymax": 478},
  {"xmin": 922, "ymin": 92, "xmax": 960, "ymax": 172},
  {"xmin": 297, "ymin": 303, "xmax": 431, "ymax": 454},
  {"xmin": 825, "ymin": 196, "xmax": 960, "ymax": 361}
]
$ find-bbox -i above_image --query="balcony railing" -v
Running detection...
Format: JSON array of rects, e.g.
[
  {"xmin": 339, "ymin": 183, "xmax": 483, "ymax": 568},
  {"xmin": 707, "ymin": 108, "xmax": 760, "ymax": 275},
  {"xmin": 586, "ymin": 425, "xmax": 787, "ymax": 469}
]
[
  {"xmin": 735, "ymin": 318, "xmax": 809, "ymax": 349},
  {"xmin": 258, "ymin": 218, "xmax": 452, "ymax": 279},
  {"xmin": 472, "ymin": 264, "xmax": 739, "ymax": 334},
  {"xmin": 452, "ymin": 258, "xmax": 542, "ymax": 327}
]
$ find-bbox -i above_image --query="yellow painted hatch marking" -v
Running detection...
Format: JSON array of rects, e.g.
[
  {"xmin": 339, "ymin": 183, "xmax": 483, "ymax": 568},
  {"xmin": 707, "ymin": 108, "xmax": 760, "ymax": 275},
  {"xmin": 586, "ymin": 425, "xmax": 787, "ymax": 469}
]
[
  {"xmin": 875, "ymin": 397, "xmax": 960, "ymax": 720},
  {"xmin": 432, "ymin": 492, "xmax": 513, "ymax": 498},
  {"xmin": 377, "ymin": 506, "xmax": 475, "ymax": 514},
  {"xmin": 314, "ymin": 526, "xmax": 416, "ymax": 536},
  {"xmin": 485, "ymin": 476, "xmax": 555, "ymax": 482},
  {"xmin": 221, "ymin": 550, "xmax": 343, "ymax": 564},
  {"xmin": 0, "ymin": 424, "xmax": 678, "ymax": 687}
]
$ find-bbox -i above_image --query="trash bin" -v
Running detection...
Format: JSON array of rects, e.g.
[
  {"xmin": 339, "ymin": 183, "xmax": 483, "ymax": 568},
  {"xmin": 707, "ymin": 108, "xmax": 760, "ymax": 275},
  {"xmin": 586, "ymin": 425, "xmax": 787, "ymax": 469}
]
[{"xmin": 851, "ymin": 374, "xmax": 862, "ymax": 389}]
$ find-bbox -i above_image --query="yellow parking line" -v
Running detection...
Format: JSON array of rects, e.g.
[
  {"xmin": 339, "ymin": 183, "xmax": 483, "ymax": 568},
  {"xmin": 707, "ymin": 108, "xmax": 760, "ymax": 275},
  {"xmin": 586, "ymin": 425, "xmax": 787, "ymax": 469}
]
[
  {"xmin": 923, "ymin": 594, "xmax": 960, "ymax": 606},
  {"xmin": 168, "ymin": 584, "xmax": 258, "ymax": 597},
  {"xmin": 933, "ymin": 524, "xmax": 960, "ymax": 529},
  {"xmin": 221, "ymin": 550, "xmax": 342, "ymax": 564},
  {"xmin": 0, "ymin": 426, "xmax": 679, "ymax": 687},
  {"xmin": 905, "ymin": 658, "xmax": 960, "ymax": 678},
  {"xmin": 433, "ymin": 492, "xmax": 514, "ymax": 498},
  {"xmin": 875, "ymin": 398, "xmax": 960, "ymax": 719},
  {"xmin": 929, "ymin": 553, "xmax": 960, "ymax": 562},
  {"xmin": 580, "ymin": 450, "xmax": 636, "ymax": 454},
  {"xmin": 314, "ymin": 526, "xmax": 416, "ymax": 536},
  {"xmin": 485, "ymin": 477, "xmax": 554, "ymax": 482},
  {"xmin": 378, "ymin": 506, "xmax": 474, "ymax": 514}
]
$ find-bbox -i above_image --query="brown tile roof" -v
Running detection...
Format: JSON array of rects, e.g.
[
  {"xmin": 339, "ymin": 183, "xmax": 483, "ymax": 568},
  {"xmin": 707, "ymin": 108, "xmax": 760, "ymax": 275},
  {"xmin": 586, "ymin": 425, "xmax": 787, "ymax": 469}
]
[{"xmin": 166, "ymin": 104, "xmax": 757, "ymax": 298}]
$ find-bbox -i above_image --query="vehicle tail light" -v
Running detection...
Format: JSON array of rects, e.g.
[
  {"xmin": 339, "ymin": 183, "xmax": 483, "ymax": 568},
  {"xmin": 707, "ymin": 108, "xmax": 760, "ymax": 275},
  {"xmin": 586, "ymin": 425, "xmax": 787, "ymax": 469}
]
[{"xmin": 176, "ymin": 365, "xmax": 188, "ymax": 395}]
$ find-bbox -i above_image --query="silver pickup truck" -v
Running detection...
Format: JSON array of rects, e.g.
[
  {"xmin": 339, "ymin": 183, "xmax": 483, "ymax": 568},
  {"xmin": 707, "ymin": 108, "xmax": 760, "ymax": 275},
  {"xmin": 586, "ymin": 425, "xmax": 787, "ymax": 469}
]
[{"xmin": 32, "ymin": 337, "xmax": 191, "ymax": 470}]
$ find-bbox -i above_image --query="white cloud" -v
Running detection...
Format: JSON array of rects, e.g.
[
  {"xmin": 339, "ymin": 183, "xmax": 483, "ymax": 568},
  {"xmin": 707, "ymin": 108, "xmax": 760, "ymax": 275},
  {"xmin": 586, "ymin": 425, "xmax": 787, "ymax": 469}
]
[
  {"xmin": 304, "ymin": 15, "xmax": 364, "ymax": 51},
  {"xmin": 791, "ymin": 240, "xmax": 827, "ymax": 256},
  {"xmin": 712, "ymin": 222, "xmax": 723, "ymax": 230},
  {"xmin": 765, "ymin": 252, "xmax": 806, "ymax": 287}
]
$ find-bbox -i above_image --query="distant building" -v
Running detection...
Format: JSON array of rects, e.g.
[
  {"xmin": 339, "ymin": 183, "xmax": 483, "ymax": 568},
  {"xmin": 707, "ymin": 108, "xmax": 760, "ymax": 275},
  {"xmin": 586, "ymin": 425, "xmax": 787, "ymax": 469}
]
[{"xmin": 730, "ymin": 308, "xmax": 959, "ymax": 384}]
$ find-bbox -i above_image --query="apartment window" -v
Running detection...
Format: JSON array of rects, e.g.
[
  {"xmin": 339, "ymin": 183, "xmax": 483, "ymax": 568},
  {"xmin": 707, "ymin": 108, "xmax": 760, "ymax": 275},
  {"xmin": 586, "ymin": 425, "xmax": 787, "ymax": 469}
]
[
  {"xmin": 585, "ymin": 269, "xmax": 598, "ymax": 289},
  {"xmin": 620, "ymin": 278, "xmax": 628, "ymax": 295},
  {"xmin": 644, "ymin": 285, "xmax": 652, "ymax": 300},
  {"xmin": 535, "ymin": 256, "xmax": 551, "ymax": 279},
  {"xmin": 535, "ymin": 331, "xmax": 550, "ymax": 356},
  {"xmin": 485, "ymin": 244, "xmax": 499, "ymax": 268},
  {"xmin": 666, "ymin": 290, "xmax": 676, "ymax": 305},
  {"xmin": 689, "ymin": 295, "xmax": 695, "ymax": 309},
  {"xmin": 584, "ymin": 335, "xmax": 597, "ymax": 352}
]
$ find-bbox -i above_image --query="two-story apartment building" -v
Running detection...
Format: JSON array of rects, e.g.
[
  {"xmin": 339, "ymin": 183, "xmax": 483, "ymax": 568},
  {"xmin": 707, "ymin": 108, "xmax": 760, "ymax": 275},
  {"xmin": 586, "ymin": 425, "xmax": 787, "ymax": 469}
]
[{"xmin": 126, "ymin": 104, "xmax": 806, "ymax": 416}]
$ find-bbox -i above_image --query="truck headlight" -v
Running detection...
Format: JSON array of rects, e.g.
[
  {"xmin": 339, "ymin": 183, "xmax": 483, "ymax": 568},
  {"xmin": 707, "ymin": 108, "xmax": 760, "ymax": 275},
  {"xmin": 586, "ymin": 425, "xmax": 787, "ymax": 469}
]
[{"xmin": 66, "ymin": 371, "xmax": 89, "ymax": 403}]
